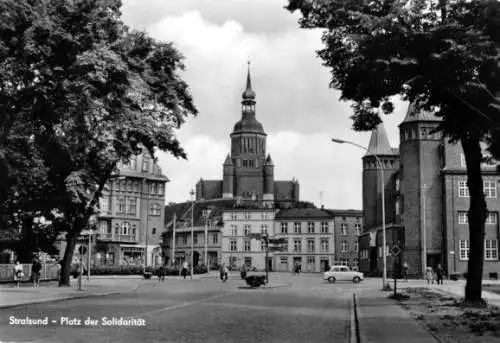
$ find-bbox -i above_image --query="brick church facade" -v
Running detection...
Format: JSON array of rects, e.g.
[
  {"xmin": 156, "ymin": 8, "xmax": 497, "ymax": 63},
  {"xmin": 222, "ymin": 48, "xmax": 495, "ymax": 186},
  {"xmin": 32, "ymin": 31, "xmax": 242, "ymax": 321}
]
[
  {"xmin": 195, "ymin": 66, "xmax": 300, "ymax": 206},
  {"xmin": 359, "ymin": 102, "xmax": 500, "ymax": 279}
]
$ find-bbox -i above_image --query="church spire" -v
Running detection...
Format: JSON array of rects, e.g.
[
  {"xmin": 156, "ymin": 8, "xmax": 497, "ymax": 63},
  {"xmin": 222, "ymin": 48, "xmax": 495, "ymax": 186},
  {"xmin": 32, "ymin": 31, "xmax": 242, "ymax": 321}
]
[{"xmin": 242, "ymin": 61, "xmax": 256, "ymax": 100}]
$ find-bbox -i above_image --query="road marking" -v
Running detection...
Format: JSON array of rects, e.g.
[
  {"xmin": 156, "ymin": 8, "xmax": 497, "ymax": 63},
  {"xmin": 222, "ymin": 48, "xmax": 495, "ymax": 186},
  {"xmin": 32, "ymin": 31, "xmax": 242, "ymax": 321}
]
[{"xmin": 126, "ymin": 293, "xmax": 228, "ymax": 319}]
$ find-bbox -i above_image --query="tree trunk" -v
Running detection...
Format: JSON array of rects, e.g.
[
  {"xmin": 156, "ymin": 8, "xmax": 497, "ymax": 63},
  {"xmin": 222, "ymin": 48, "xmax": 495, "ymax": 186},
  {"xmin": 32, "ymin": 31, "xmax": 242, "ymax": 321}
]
[
  {"xmin": 461, "ymin": 136, "xmax": 487, "ymax": 303},
  {"xmin": 59, "ymin": 230, "xmax": 78, "ymax": 287}
]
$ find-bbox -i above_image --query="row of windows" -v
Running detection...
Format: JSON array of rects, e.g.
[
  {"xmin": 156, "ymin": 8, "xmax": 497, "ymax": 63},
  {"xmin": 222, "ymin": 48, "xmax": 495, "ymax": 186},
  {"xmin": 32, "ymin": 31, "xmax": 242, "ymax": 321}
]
[
  {"xmin": 99, "ymin": 196, "xmax": 162, "ymax": 217},
  {"xmin": 400, "ymin": 126, "xmax": 440, "ymax": 142},
  {"xmin": 227, "ymin": 212, "xmax": 274, "ymax": 220},
  {"xmin": 175, "ymin": 233, "xmax": 219, "ymax": 245},
  {"xmin": 234, "ymin": 136, "xmax": 265, "ymax": 155},
  {"xmin": 459, "ymin": 153, "xmax": 496, "ymax": 169},
  {"xmin": 458, "ymin": 180, "xmax": 497, "ymax": 198},
  {"xmin": 229, "ymin": 224, "xmax": 269, "ymax": 236},
  {"xmin": 228, "ymin": 238, "xmax": 332, "ymax": 252},
  {"xmin": 110, "ymin": 180, "xmax": 164, "ymax": 196},
  {"xmin": 459, "ymin": 240, "xmax": 498, "ymax": 260},
  {"xmin": 457, "ymin": 211, "xmax": 497, "ymax": 225}
]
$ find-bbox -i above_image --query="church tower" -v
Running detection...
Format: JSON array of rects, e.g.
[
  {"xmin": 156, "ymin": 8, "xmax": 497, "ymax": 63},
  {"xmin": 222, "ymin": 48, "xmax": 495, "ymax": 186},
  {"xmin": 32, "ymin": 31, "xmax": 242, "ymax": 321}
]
[{"xmin": 222, "ymin": 63, "xmax": 272, "ymax": 201}]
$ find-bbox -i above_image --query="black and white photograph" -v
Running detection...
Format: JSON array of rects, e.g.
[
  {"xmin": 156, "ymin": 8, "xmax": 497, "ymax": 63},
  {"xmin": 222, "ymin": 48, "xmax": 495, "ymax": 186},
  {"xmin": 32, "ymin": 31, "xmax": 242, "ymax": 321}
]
[{"xmin": 1, "ymin": 0, "xmax": 500, "ymax": 342}]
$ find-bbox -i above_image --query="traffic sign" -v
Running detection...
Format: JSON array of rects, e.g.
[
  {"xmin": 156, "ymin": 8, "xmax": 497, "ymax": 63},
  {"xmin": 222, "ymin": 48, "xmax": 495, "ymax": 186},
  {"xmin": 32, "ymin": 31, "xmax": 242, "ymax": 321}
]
[{"xmin": 390, "ymin": 245, "xmax": 401, "ymax": 257}]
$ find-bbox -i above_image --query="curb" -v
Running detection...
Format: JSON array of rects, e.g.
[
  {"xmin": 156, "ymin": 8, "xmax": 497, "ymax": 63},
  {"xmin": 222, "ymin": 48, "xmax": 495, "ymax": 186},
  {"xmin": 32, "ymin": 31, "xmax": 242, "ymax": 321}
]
[
  {"xmin": 350, "ymin": 293, "xmax": 361, "ymax": 343},
  {"xmin": 0, "ymin": 283, "xmax": 140, "ymax": 310}
]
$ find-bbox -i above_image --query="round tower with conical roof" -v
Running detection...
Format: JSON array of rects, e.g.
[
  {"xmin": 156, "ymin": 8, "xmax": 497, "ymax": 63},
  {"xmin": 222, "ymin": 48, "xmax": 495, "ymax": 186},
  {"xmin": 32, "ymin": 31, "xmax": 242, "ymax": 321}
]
[
  {"xmin": 399, "ymin": 102, "xmax": 443, "ymax": 277},
  {"xmin": 222, "ymin": 154, "xmax": 234, "ymax": 198},
  {"xmin": 263, "ymin": 154, "xmax": 274, "ymax": 201},
  {"xmin": 362, "ymin": 123, "xmax": 400, "ymax": 232}
]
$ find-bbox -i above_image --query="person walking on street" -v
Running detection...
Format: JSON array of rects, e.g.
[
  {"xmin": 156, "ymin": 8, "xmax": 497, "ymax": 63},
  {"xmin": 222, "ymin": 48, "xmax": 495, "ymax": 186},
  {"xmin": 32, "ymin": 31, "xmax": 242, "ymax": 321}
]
[
  {"xmin": 181, "ymin": 261, "xmax": 188, "ymax": 279},
  {"xmin": 31, "ymin": 257, "xmax": 42, "ymax": 288},
  {"xmin": 436, "ymin": 264, "xmax": 445, "ymax": 285},
  {"xmin": 13, "ymin": 260, "xmax": 24, "ymax": 288},
  {"xmin": 425, "ymin": 266, "xmax": 434, "ymax": 285},
  {"xmin": 402, "ymin": 262, "xmax": 409, "ymax": 282}
]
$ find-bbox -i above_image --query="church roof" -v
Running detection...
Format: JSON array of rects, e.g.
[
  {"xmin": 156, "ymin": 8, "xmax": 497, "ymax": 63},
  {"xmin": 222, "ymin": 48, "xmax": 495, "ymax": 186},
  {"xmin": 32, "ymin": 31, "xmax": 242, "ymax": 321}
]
[
  {"xmin": 400, "ymin": 102, "xmax": 441, "ymax": 125},
  {"xmin": 233, "ymin": 118, "xmax": 265, "ymax": 134},
  {"xmin": 365, "ymin": 123, "xmax": 396, "ymax": 157}
]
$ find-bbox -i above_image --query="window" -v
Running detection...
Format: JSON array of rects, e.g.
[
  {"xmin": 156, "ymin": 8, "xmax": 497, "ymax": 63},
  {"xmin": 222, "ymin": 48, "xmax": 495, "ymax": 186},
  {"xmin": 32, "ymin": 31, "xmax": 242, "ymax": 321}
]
[
  {"xmin": 149, "ymin": 204, "xmax": 161, "ymax": 216},
  {"xmin": 229, "ymin": 239, "xmax": 237, "ymax": 251},
  {"xmin": 293, "ymin": 239, "xmax": 302, "ymax": 252},
  {"xmin": 99, "ymin": 221, "xmax": 111, "ymax": 234},
  {"xmin": 133, "ymin": 182, "xmax": 139, "ymax": 193},
  {"xmin": 307, "ymin": 256, "xmax": 315, "ymax": 264},
  {"xmin": 459, "ymin": 240, "xmax": 469, "ymax": 260},
  {"xmin": 281, "ymin": 222, "xmax": 288, "ymax": 234},
  {"xmin": 244, "ymin": 212, "xmax": 251, "ymax": 220},
  {"xmin": 294, "ymin": 222, "xmax": 301, "ymax": 234},
  {"xmin": 129, "ymin": 155, "xmax": 137, "ymax": 170},
  {"xmin": 395, "ymin": 199, "xmax": 400, "ymax": 216},
  {"xmin": 320, "ymin": 238, "xmax": 329, "ymax": 252},
  {"xmin": 152, "ymin": 227, "xmax": 156, "ymax": 235},
  {"xmin": 354, "ymin": 224, "xmax": 361, "ymax": 236},
  {"xmin": 486, "ymin": 212, "xmax": 498, "ymax": 224},
  {"xmin": 260, "ymin": 240, "xmax": 266, "ymax": 251},
  {"xmin": 354, "ymin": 241, "xmax": 359, "ymax": 252},
  {"xmin": 150, "ymin": 183, "xmax": 158, "ymax": 195},
  {"xmin": 158, "ymin": 183, "xmax": 164, "ymax": 195},
  {"xmin": 321, "ymin": 222, "xmax": 328, "ymax": 233},
  {"xmin": 261, "ymin": 212, "xmax": 269, "ymax": 220},
  {"xmin": 341, "ymin": 224, "xmax": 348, "ymax": 235},
  {"xmin": 244, "ymin": 240, "xmax": 251, "ymax": 252},
  {"xmin": 230, "ymin": 225, "xmax": 238, "ymax": 236},
  {"xmin": 242, "ymin": 224, "xmax": 250, "ymax": 236},
  {"xmin": 460, "ymin": 153, "xmax": 466, "ymax": 168},
  {"xmin": 193, "ymin": 234, "xmax": 198, "ymax": 245},
  {"xmin": 115, "ymin": 223, "xmax": 119, "ymax": 234},
  {"xmin": 341, "ymin": 241, "xmax": 348, "ymax": 252},
  {"xmin": 484, "ymin": 181, "xmax": 497, "ymax": 198},
  {"xmin": 127, "ymin": 197, "xmax": 137, "ymax": 215},
  {"xmin": 117, "ymin": 198, "xmax": 126, "ymax": 213},
  {"xmin": 458, "ymin": 180, "xmax": 469, "ymax": 197},
  {"xmin": 307, "ymin": 239, "xmax": 315, "ymax": 252},
  {"xmin": 260, "ymin": 224, "xmax": 268, "ymax": 235},
  {"xmin": 99, "ymin": 197, "xmax": 110, "ymax": 213},
  {"xmin": 307, "ymin": 222, "xmax": 315, "ymax": 234},
  {"xmin": 395, "ymin": 178, "xmax": 400, "ymax": 192},
  {"xmin": 458, "ymin": 211, "xmax": 468, "ymax": 224},
  {"xmin": 122, "ymin": 222, "xmax": 131, "ymax": 235},
  {"xmin": 211, "ymin": 233, "xmax": 218, "ymax": 244},
  {"xmin": 231, "ymin": 212, "xmax": 238, "ymax": 220},
  {"xmin": 127, "ymin": 181, "xmax": 132, "ymax": 192},
  {"xmin": 485, "ymin": 240, "xmax": 498, "ymax": 260},
  {"xmin": 132, "ymin": 224, "xmax": 136, "ymax": 236},
  {"xmin": 142, "ymin": 155, "xmax": 150, "ymax": 172}
]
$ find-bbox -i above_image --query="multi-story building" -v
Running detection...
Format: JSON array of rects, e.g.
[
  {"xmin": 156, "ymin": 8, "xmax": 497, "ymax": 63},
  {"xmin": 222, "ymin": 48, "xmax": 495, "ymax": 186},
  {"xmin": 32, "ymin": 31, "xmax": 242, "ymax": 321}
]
[
  {"xmin": 273, "ymin": 208, "xmax": 335, "ymax": 272},
  {"xmin": 326, "ymin": 209, "xmax": 363, "ymax": 270},
  {"xmin": 358, "ymin": 102, "xmax": 500, "ymax": 278},
  {"xmin": 221, "ymin": 204, "xmax": 278, "ymax": 270},
  {"xmin": 69, "ymin": 152, "xmax": 168, "ymax": 267},
  {"xmin": 162, "ymin": 199, "xmax": 233, "ymax": 268}
]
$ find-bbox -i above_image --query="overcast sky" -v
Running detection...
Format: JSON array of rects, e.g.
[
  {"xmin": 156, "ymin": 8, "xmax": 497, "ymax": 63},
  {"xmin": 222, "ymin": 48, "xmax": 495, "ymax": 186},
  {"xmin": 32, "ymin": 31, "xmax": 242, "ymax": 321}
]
[{"xmin": 121, "ymin": 0, "xmax": 408, "ymax": 209}]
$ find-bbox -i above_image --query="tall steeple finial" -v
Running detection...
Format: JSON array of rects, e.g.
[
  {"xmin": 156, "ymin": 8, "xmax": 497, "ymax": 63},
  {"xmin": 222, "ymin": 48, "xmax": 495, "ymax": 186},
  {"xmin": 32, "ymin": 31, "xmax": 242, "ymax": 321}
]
[{"xmin": 242, "ymin": 61, "xmax": 256, "ymax": 100}]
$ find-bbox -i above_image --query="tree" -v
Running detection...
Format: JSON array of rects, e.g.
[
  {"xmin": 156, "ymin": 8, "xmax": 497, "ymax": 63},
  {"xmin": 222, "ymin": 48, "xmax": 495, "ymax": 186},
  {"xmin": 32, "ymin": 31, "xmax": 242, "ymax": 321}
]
[
  {"xmin": 0, "ymin": 0, "xmax": 197, "ymax": 286},
  {"xmin": 286, "ymin": 0, "xmax": 500, "ymax": 303}
]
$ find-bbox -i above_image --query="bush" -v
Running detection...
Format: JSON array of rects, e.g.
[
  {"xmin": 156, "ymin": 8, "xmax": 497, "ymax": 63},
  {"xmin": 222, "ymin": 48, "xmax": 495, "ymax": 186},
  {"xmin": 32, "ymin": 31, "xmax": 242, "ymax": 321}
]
[
  {"xmin": 194, "ymin": 264, "xmax": 208, "ymax": 275},
  {"xmin": 449, "ymin": 273, "xmax": 461, "ymax": 281}
]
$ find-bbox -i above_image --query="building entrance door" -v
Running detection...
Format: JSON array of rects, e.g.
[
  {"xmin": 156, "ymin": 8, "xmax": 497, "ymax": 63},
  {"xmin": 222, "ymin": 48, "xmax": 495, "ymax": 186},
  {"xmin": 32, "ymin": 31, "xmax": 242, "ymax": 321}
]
[{"xmin": 320, "ymin": 259, "xmax": 329, "ymax": 272}]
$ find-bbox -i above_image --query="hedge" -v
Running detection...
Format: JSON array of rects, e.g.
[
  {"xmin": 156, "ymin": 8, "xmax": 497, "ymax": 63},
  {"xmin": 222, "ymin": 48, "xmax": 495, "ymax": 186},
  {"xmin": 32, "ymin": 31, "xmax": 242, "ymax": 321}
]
[{"xmin": 75, "ymin": 264, "xmax": 209, "ymax": 276}]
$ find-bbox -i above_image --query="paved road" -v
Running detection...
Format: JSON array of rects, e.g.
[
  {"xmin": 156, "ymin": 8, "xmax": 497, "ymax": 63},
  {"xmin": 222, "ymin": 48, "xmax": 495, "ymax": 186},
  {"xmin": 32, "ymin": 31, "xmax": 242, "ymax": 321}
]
[{"xmin": 0, "ymin": 273, "xmax": 354, "ymax": 343}]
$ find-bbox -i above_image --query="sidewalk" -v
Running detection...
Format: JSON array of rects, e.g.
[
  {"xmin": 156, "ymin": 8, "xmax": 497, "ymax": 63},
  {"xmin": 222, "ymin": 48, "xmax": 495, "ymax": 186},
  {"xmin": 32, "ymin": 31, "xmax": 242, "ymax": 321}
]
[
  {"xmin": 355, "ymin": 290, "xmax": 438, "ymax": 343},
  {"xmin": 0, "ymin": 278, "xmax": 139, "ymax": 309}
]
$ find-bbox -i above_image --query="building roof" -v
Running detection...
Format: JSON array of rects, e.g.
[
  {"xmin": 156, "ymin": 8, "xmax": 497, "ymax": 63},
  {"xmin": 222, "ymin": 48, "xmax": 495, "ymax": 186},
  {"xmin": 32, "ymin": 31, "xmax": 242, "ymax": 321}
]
[
  {"xmin": 275, "ymin": 208, "xmax": 333, "ymax": 220},
  {"xmin": 325, "ymin": 209, "xmax": 363, "ymax": 217},
  {"xmin": 233, "ymin": 117, "xmax": 265, "ymax": 134},
  {"xmin": 365, "ymin": 123, "xmax": 396, "ymax": 157},
  {"xmin": 164, "ymin": 199, "xmax": 238, "ymax": 229},
  {"xmin": 242, "ymin": 63, "xmax": 256, "ymax": 100},
  {"xmin": 400, "ymin": 102, "xmax": 441, "ymax": 125}
]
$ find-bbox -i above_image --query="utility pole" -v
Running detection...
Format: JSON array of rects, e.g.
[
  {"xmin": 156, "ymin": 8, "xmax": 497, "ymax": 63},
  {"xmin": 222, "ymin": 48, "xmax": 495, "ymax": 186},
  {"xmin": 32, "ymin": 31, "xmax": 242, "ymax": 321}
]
[
  {"xmin": 422, "ymin": 184, "xmax": 427, "ymax": 278},
  {"xmin": 190, "ymin": 189, "xmax": 195, "ymax": 279},
  {"xmin": 87, "ymin": 231, "xmax": 91, "ymax": 281},
  {"xmin": 263, "ymin": 233, "xmax": 269, "ymax": 284},
  {"xmin": 204, "ymin": 211, "xmax": 208, "ymax": 266},
  {"xmin": 171, "ymin": 213, "xmax": 176, "ymax": 266}
]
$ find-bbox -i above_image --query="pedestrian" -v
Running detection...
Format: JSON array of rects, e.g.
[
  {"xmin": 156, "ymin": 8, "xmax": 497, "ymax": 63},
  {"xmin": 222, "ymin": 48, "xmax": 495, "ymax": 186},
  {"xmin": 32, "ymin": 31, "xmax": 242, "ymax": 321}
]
[
  {"xmin": 56, "ymin": 260, "xmax": 62, "ymax": 282},
  {"xmin": 425, "ymin": 266, "xmax": 434, "ymax": 285},
  {"xmin": 223, "ymin": 264, "xmax": 229, "ymax": 282},
  {"xmin": 402, "ymin": 261, "xmax": 409, "ymax": 282},
  {"xmin": 436, "ymin": 264, "xmax": 445, "ymax": 285},
  {"xmin": 13, "ymin": 260, "xmax": 24, "ymax": 288},
  {"xmin": 181, "ymin": 260, "xmax": 188, "ymax": 279},
  {"xmin": 158, "ymin": 265, "xmax": 166, "ymax": 282},
  {"xmin": 240, "ymin": 264, "xmax": 247, "ymax": 280},
  {"xmin": 31, "ymin": 256, "xmax": 42, "ymax": 288}
]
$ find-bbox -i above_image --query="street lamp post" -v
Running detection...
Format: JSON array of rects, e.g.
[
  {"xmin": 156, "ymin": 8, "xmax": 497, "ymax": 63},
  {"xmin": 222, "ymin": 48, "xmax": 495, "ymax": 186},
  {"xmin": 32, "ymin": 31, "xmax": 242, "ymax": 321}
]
[
  {"xmin": 331, "ymin": 138, "xmax": 389, "ymax": 290},
  {"xmin": 190, "ymin": 189, "xmax": 195, "ymax": 279}
]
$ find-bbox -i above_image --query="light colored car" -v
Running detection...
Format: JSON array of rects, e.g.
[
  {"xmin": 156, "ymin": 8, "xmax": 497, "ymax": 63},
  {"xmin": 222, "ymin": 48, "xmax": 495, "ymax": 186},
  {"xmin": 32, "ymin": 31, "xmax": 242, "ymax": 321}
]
[{"xmin": 323, "ymin": 265, "xmax": 364, "ymax": 283}]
